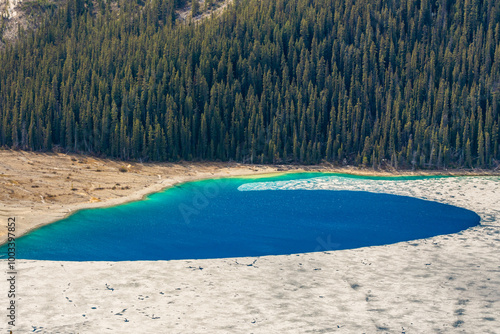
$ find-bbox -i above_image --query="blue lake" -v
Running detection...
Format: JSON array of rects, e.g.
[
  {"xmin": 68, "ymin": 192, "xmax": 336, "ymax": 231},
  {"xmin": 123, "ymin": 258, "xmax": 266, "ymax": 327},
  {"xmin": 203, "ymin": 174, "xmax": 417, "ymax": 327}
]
[{"xmin": 0, "ymin": 173, "xmax": 480, "ymax": 261}]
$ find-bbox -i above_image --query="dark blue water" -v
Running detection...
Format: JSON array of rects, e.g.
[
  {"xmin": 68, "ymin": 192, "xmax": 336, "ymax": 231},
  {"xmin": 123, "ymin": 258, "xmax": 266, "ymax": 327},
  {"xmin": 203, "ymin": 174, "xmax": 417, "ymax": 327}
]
[{"xmin": 0, "ymin": 174, "xmax": 480, "ymax": 261}]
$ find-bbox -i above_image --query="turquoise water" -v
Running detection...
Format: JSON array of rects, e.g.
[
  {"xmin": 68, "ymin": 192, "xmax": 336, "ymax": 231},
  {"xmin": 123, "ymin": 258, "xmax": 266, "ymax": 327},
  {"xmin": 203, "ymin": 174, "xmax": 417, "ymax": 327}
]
[{"xmin": 0, "ymin": 173, "xmax": 480, "ymax": 261}]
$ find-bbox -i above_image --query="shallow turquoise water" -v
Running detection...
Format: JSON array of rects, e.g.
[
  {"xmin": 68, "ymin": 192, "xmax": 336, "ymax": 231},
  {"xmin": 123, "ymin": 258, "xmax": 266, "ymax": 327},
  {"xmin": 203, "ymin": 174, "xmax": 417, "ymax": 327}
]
[{"xmin": 0, "ymin": 173, "xmax": 480, "ymax": 261}]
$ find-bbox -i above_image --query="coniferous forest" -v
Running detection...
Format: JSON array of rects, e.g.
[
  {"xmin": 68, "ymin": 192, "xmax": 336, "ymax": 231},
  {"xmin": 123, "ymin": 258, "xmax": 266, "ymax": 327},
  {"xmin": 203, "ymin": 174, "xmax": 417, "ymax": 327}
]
[{"xmin": 0, "ymin": 0, "xmax": 499, "ymax": 168}]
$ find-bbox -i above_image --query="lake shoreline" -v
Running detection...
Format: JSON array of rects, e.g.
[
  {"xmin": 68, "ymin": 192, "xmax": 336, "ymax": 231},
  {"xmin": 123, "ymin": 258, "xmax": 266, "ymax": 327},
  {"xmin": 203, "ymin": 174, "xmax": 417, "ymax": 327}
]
[
  {"xmin": 8, "ymin": 174, "xmax": 483, "ymax": 261},
  {"xmin": 0, "ymin": 149, "xmax": 499, "ymax": 246}
]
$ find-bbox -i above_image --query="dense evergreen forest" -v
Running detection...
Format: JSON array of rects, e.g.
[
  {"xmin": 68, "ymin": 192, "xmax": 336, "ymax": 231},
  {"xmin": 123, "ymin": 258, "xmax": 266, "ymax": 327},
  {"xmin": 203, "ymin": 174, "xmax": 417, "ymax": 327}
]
[{"xmin": 0, "ymin": 0, "xmax": 499, "ymax": 168}]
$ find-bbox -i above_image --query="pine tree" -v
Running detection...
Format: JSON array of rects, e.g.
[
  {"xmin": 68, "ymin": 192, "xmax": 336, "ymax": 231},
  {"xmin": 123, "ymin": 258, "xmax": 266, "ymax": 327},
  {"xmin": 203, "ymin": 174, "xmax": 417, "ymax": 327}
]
[{"xmin": 191, "ymin": 0, "xmax": 200, "ymax": 17}]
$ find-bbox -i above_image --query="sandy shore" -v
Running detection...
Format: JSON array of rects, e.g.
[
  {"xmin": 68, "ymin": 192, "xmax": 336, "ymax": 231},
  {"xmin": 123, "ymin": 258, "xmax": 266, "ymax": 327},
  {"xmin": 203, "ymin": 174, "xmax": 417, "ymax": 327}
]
[{"xmin": 0, "ymin": 150, "xmax": 499, "ymax": 333}]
